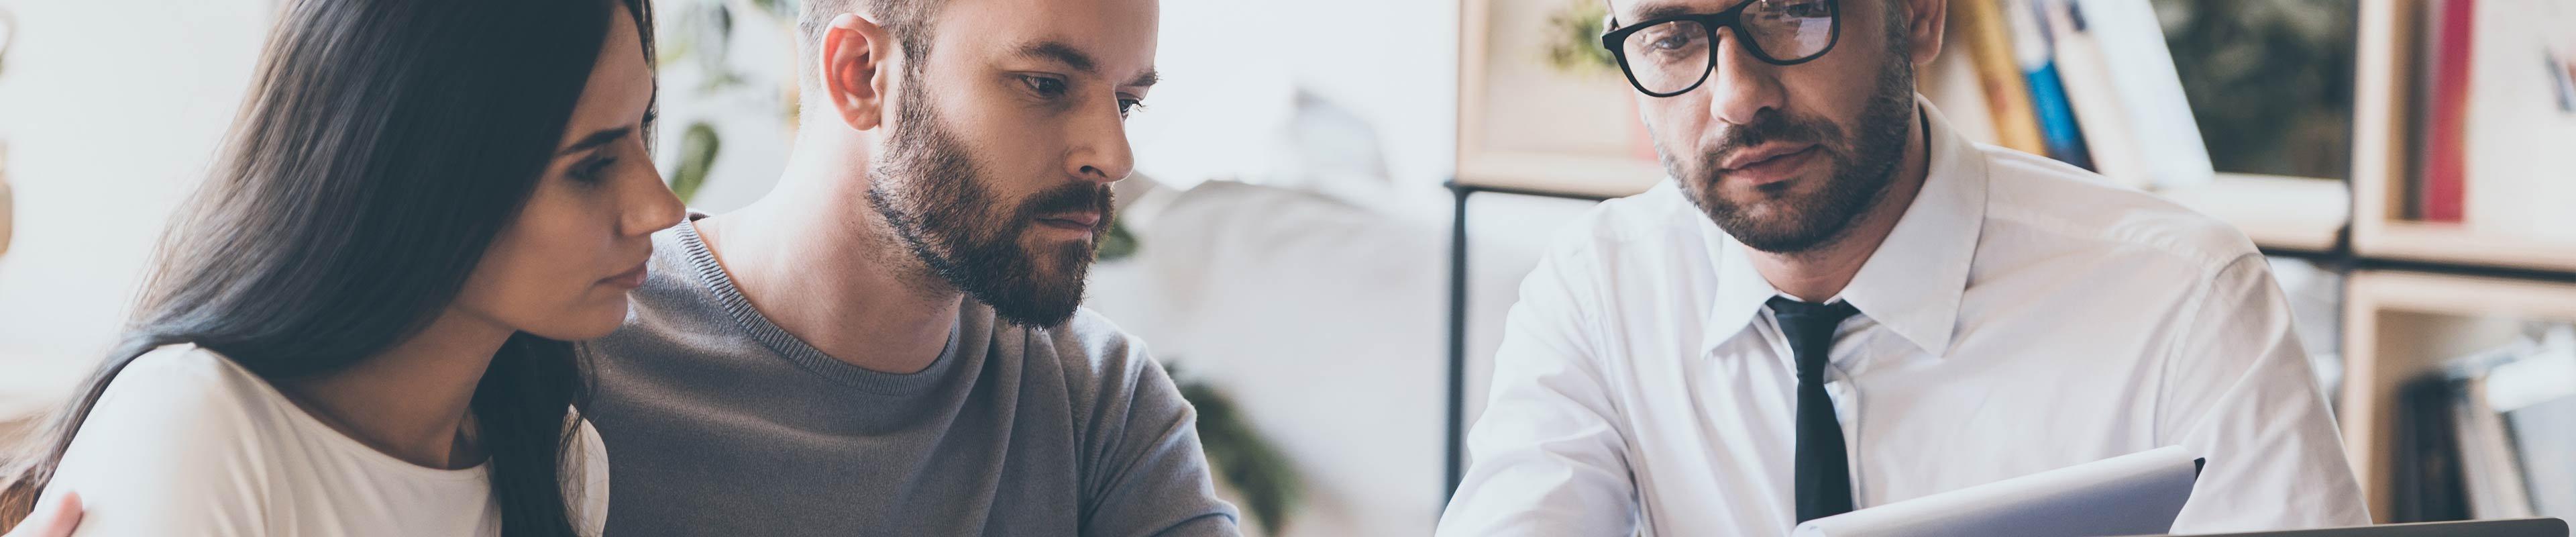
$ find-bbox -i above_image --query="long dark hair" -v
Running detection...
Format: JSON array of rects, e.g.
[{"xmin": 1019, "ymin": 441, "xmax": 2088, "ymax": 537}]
[{"xmin": 0, "ymin": 0, "xmax": 653, "ymax": 534}]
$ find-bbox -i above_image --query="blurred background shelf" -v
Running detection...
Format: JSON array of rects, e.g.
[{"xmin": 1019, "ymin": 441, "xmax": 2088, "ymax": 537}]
[
  {"xmin": 2338, "ymin": 0, "xmax": 2576, "ymax": 522},
  {"xmin": 1909, "ymin": 0, "xmax": 2576, "ymax": 525},
  {"xmin": 1452, "ymin": 154, "xmax": 1659, "ymax": 201},
  {"xmin": 2355, "ymin": 222, "xmax": 2576, "ymax": 275},
  {"xmin": 2347, "ymin": 0, "xmax": 2576, "ymax": 275},
  {"xmin": 2341, "ymin": 271, "xmax": 2576, "ymax": 520},
  {"xmin": 2157, "ymin": 173, "xmax": 2351, "ymax": 255}
]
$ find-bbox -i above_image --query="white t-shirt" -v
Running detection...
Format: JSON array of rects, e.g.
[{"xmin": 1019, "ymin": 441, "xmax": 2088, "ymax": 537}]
[{"xmin": 38, "ymin": 344, "xmax": 610, "ymax": 536}]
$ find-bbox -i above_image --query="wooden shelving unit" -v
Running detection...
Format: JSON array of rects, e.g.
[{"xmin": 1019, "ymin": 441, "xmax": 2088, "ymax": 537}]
[
  {"xmin": 2332, "ymin": 0, "xmax": 2576, "ymax": 522},
  {"xmin": 2341, "ymin": 271, "xmax": 2576, "ymax": 520},
  {"xmin": 2346, "ymin": 0, "xmax": 2576, "ymax": 276},
  {"xmin": 1830, "ymin": 0, "xmax": 2568, "ymax": 523},
  {"xmin": 2356, "ymin": 222, "xmax": 2576, "ymax": 274}
]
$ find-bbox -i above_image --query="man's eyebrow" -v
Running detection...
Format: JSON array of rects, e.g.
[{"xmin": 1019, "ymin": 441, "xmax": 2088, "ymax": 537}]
[
  {"xmin": 557, "ymin": 126, "xmax": 631, "ymax": 156},
  {"xmin": 1627, "ymin": 3, "xmax": 1695, "ymax": 23},
  {"xmin": 1016, "ymin": 41, "xmax": 1097, "ymax": 74},
  {"xmin": 1016, "ymin": 40, "xmax": 1156, "ymax": 89}
]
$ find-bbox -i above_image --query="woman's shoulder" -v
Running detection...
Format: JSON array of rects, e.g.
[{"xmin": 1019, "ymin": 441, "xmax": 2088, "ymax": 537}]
[
  {"xmin": 44, "ymin": 344, "xmax": 292, "ymax": 534},
  {"xmin": 67, "ymin": 344, "xmax": 327, "ymax": 477},
  {"xmin": 67, "ymin": 344, "xmax": 304, "ymax": 464},
  {"xmin": 93, "ymin": 344, "xmax": 293, "ymax": 426}
]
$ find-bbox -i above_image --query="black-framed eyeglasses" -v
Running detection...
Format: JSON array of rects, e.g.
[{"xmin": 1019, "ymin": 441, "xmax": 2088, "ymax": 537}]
[{"xmin": 1599, "ymin": 0, "xmax": 1842, "ymax": 97}]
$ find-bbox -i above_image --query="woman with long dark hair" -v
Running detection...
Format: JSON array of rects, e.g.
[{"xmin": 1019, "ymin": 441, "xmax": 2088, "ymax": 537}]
[{"xmin": 0, "ymin": 0, "xmax": 676, "ymax": 534}]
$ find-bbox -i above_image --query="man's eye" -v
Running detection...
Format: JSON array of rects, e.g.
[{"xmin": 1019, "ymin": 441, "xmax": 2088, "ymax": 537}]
[
  {"xmin": 1020, "ymin": 75, "xmax": 1068, "ymax": 98},
  {"xmin": 1117, "ymin": 98, "xmax": 1146, "ymax": 118},
  {"xmin": 1653, "ymin": 31, "xmax": 1697, "ymax": 51}
]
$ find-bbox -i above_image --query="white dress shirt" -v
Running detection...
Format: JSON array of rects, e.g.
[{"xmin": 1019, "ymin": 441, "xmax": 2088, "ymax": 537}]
[{"xmin": 1437, "ymin": 97, "xmax": 2369, "ymax": 536}]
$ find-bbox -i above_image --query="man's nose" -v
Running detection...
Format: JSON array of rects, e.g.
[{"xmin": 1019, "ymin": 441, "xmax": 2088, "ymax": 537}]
[
  {"xmin": 1065, "ymin": 105, "xmax": 1134, "ymax": 185},
  {"xmin": 1704, "ymin": 26, "xmax": 1786, "ymax": 128}
]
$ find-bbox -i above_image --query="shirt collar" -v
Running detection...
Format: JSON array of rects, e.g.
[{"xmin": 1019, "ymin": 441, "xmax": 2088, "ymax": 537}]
[{"xmin": 1699, "ymin": 94, "xmax": 1989, "ymax": 358}]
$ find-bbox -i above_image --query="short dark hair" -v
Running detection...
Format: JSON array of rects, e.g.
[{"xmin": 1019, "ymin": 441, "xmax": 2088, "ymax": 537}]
[{"xmin": 798, "ymin": 0, "xmax": 943, "ymax": 81}]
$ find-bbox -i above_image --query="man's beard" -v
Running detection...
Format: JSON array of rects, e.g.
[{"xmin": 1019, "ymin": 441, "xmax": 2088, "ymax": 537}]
[
  {"xmin": 1669, "ymin": 49, "xmax": 1917, "ymax": 254},
  {"xmin": 865, "ymin": 68, "xmax": 1114, "ymax": 328}
]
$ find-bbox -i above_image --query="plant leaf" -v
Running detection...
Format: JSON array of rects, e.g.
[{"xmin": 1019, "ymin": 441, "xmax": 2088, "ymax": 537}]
[
  {"xmin": 1167, "ymin": 362, "xmax": 1303, "ymax": 534},
  {"xmin": 748, "ymin": 0, "xmax": 798, "ymax": 20},
  {"xmin": 1096, "ymin": 219, "xmax": 1139, "ymax": 262},
  {"xmin": 1544, "ymin": 0, "xmax": 1618, "ymax": 75},
  {"xmin": 671, "ymin": 122, "xmax": 720, "ymax": 203}
]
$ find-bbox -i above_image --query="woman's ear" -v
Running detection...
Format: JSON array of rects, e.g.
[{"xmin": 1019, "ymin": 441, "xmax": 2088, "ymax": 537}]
[{"xmin": 819, "ymin": 13, "xmax": 894, "ymax": 132}]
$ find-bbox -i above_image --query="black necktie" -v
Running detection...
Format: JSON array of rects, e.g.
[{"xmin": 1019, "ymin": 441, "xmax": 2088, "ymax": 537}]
[{"xmin": 1768, "ymin": 296, "xmax": 1860, "ymax": 523}]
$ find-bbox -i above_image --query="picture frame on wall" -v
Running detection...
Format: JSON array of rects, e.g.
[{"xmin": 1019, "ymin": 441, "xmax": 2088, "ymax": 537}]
[{"xmin": 1455, "ymin": 0, "xmax": 1666, "ymax": 198}]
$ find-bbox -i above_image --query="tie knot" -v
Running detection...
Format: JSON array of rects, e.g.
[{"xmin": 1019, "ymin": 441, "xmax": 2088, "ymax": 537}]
[
  {"xmin": 1767, "ymin": 297, "xmax": 1860, "ymax": 339},
  {"xmin": 1768, "ymin": 296, "xmax": 1858, "ymax": 320}
]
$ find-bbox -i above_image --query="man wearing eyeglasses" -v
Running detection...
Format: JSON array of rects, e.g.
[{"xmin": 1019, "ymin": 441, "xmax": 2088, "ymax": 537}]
[{"xmin": 1436, "ymin": 0, "xmax": 2369, "ymax": 535}]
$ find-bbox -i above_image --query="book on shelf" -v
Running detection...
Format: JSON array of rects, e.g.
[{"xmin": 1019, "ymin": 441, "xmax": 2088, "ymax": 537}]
[
  {"xmin": 2390, "ymin": 325, "xmax": 2576, "ymax": 523},
  {"xmin": 2508, "ymin": 395, "xmax": 2576, "ymax": 520},
  {"xmin": 2038, "ymin": 0, "xmax": 2139, "ymax": 187},
  {"xmin": 2050, "ymin": 0, "xmax": 2214, "ymax": 189},
  {"xmin": 2414, "ymin": 0, "xmax": 2474, "ymax": 224},
  {"xmin": 1998, "ymin": 0, "xmax": 2093, "ymax": 171},
  {"xmin": 2487, "ymin": 327, "xmax": 2576, "ymax": 522},
  {"xmin": 2454, "ymin": 377, "xmax": 2534, "ymax": 520},
  {"xmin": 2393, "ymin": 373, "xmax": 2468, "ymax": 523},
  {"xmin": 1933, "ymin": 0, "xmax": 2226, "ymax": 189},
  {"xmin": 2400, "ymin": 0, "xmax": 2576, "ymax": 234},
  {"xmin": 1946, "ymin": 0, "xmax": 2047, "ymax": 156}
]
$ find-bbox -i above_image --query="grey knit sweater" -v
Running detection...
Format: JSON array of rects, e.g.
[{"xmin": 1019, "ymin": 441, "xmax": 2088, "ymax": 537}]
[{"xmin": 578, "ymin": 219, "xmax": 1238, "ymax": 536}]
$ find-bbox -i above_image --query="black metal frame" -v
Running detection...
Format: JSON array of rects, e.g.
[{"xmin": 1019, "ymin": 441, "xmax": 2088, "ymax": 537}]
[
  {"xmin": 1601, "ymin": 0, "xmax": 1843, "ymax": 97},
  {"xmin": 1444, "ymin": 181, "xmax": 1614, "ymax": 501}
]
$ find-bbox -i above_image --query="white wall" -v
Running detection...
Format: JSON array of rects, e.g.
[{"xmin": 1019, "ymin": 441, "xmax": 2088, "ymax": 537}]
[
  {"xmin": 0, "ymin": 0, "xmax": 271, "ymax": 416},
  {"xmin": 1126, "ymin": 0, "xmax": 1458, "ymax": 194}
]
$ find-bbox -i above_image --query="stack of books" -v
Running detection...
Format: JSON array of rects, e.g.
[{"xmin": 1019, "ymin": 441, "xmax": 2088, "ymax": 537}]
[
  {"xmin": 1936, "ymin": 0, "xmax": 2214, "ymax": 191},
  {"xmin": 2400, "ymin": 0, "xmax": 2576, "ymax": 238},
  {"xmin": 2391, "ymin": 324, "xmax": 2576, "ymax": 523}
]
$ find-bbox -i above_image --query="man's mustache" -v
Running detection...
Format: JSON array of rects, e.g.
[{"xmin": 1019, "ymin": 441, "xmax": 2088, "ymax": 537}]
[
  {"xmin": 1701, "ymin": 108, "xmax": 1841, "ymax": 173},
  {"xmin": 1017, "ymin": 183, "xmax": 1116, "ymax": 230}
]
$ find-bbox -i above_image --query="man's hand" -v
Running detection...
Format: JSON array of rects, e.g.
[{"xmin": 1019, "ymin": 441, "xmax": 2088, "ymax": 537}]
[{"xmin": 3, "ymin": 491, "xmax": 81, "ymax": 537}]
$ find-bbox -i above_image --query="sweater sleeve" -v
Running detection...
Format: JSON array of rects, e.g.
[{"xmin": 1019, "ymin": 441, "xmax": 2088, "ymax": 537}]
[{"xmin": 1069, "ymin": 322, "xmax": 1242, "ymax": 537}]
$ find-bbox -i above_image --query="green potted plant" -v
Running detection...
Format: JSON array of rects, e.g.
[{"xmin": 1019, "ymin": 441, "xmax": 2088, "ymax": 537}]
[
  {"xmin": 1544, "ymin": 0, "xmax": 1617, "ymax": 75},
  {"xmin": 1541, "ymin": 0, "xmax": 1658, "ymax": 161}
]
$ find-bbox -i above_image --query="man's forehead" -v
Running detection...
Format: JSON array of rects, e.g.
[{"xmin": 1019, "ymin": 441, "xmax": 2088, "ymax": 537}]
[
  {"xmin": 940, "ymin": 0, "xmax": 1158, "ymax": 77},
  {"xmin": 1611, "ymin": 0, "xmax": 1745, "ymax": 20}
]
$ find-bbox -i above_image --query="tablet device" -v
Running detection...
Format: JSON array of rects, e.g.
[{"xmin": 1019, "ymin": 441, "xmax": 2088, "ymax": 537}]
[
  {"xmin": 2145, "ymin": 518, "xmax": 2567, "ymax": 536},
  {"xmin": 1790, "ymin": 446, "xmax": 2202, "ymax": 537}
]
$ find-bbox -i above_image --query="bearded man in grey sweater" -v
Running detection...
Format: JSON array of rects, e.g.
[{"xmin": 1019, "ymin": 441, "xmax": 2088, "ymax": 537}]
[{"xmin": 576, "ymin": 0, "xmax": 1238, "ymax": 534}]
